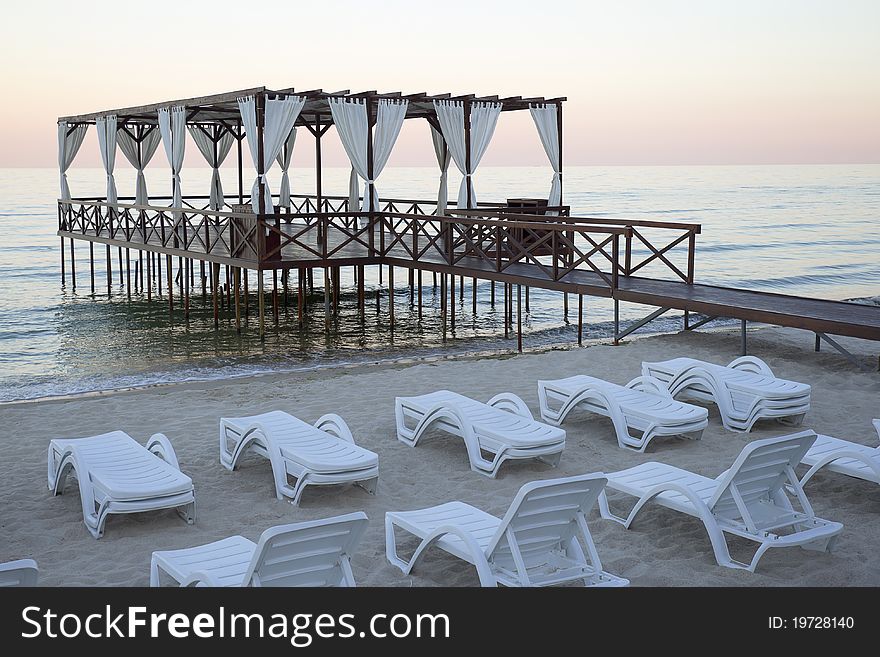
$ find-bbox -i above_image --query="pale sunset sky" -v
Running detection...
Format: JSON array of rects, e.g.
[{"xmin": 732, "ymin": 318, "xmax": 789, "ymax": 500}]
[{"xmin": 0, "ymin": 0, "xmax": 877, "ymax": 168}]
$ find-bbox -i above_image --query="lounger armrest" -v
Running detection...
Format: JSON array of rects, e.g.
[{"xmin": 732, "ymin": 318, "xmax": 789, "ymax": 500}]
[
  {"xmin": 178, "ymin": 569, "xmax": 225, "ymax": 587},
  {"xmin": 625, "ymin": 376, "xmax": 674, "ymax": 400},
  {"xmin": 147, "ymin": 433, "xmax": 182, "ymax": 471},
  {"xmin": 314, "ymin": 414, "xmax": 356, "ymax": 444},
  {"xmin": 727, "ymin": 356, "xmax": 774, "ymax": 377},
  {"xmin": 487, "ymin": 393, "xmax": 534, "ymax": 420}
]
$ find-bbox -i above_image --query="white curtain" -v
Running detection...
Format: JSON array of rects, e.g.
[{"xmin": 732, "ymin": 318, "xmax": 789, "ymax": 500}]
[
  {"xmin": 57, "ymin": 122, "xmax": 87, "ymax": 201},
  {"xmin": 433, "ymin": 100, "xmax": 501, "ymax": 208},
  {"xmin": 430, "ymin": 125, "xmax": 451, "ymax": 215},
  {"xmin": 158, "ymin": 106, "xmax": 186, "ymax": 215},
  {"xmin": 117, "ymin": 126, "xmax": 161, "ymax": 206},
  {"xmin": 529, "ymin": 103, "xmax": 562, "ymax": 215},
  {"xmin": 95, "ymin": 115, "xmax": 118, "ymax": 205},
  {"xmin": 365, "ymin": 99, "xmax": 408, "ymax": 211},
  {"xmin": 188, "ymin": 125, "xmax": 234, "ymax": 210},
  {"xmin": 274, "ymin": 128, "xmax": 296, "ymax": 208},
  {"xmin": 328, "ymin": 98, "xmax": 369, "ymax": 212},
  {"xmin": 237, "ymin": 94, "xmax": 305, "ymax": 213}
]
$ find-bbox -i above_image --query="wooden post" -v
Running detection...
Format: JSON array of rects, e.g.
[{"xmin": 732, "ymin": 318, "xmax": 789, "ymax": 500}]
[
  {"xmin": 517, "ymin": 284, "xmax": 523, "ymax": 353},
  {"xmin": 200, "ymin": 260, "xmax": 206, "ymax": 299},
  {"xmin": 146, "ymin": 249, "xmax": 152, "ymax": 301},
  {"xmin": 60, "ymin": 236, "xmax": 65, "ymax": 287},
  {"xmin": 125, "ymin": 249, "xmax": 131, "ymax": 300},
  {"xmin": 450, "ymin": 274, "xmax": 455, "ymax": 325},
  {"xmin": 237, "ymin": 122, "xmax": 244, "ymax": 205},
  {"xmin": 106, "ymin": 244, "xmax": 112, "ymax": 297},
  {"xmin": 157, "ymin": 253, "xmax": 162, "ymax": 295},
  {"xmin": 472, "ymin": 277, "xmax": 477, "ymax": 315},
  {"xmin": 166, "ymin": 254, "xmax": 173, "ymax": 312},
  {"xmin": 212, "ymin": 262, "xmax": 219, "ymax": 327},
  {"xmin": 118, "ymin": 247, "xmax": 123, "ymax": 286},
  {"xmin": 89, "ymin": 242, "xmax": 95, "ymax": 296},
  {"xmin": 315, "ymin": 113, "xmax": 323, "ymax": 213},
  {"xmin": 409, "ymin": 268, "xmax": 414, "ymax": 307},
  {"xmin": 234, "ymin": 267, "xmax": 241, "ymax": 333},
  {"xmin": 358, "ymin": 264, "xmax": 365, "ymax": 318},
  {"xmin": 440, "ymin": 273, "xmax": 447, "ymax": 341},
  {"xmin": 183, "ymin": 259, "xmax": 190, "ymax": 319},
  {"xmin": 464, "ymin": 100, "xmax": 473, "ymax": 209},
  {"xmin": 258, "ymin": 270, "xmax": 265, "ymax": 339},
  {"xmin": 557, "ymin": 101, "xmax": 564, "ymax": 209},
  {"xmin": 297, "ymin": 268, "xmax": 305, "ymax": 328},
  {"xmin": 613, "ymin": 298, "xmax": 619, "ymax": 345},
  {"xmin": 563, "ymin": 292, "xmax": 568, "ymax": 320},
  {"xmin": 525, "ymin": 286, "xmax": 530, "ymax": 313},
  {"xmin": 503, "ymin": 282, "xmax": 509, "ymax": 339},
  {"xmin": 69, "ymin": 239, "xmax": 76, "ymax": 291},
  {"xmin": 578, "ymin": 294, "xmax": 583, "ymax": 346},
  {"xmin": 243, "ymin": 270, "xmax": 249, "ymax": 318},
  {"xmin": 417, "ymin": 270, "xmax": 423, "ymax": 319},
  {"xmin": 490, "ymin": 281, "xmax": 495, "ymax": 306},
  {"xmin": 323, "ymin": 267, "xmax": 330, "ymax": 332},
  {"xmin": 389, "ymin": 265, "xmax": 394, "ymax": 328},
  {"xmin": 272, "ymin": 270, "xmax": 279, "ymax": 324}
]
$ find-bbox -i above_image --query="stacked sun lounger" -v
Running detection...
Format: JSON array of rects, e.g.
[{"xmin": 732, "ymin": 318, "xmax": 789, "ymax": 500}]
[
  {"xmin": 537, "ymin": 374, "xmax": 708, "ymax": 451},
  {"xmin": 799, "ymin": 419, "xmax": 880, "ymax": 488},
  {"xmin": 394, "ymin": 390, "xmax": 565, "ymax": 477},
  {"xmin": 642, "ymin": 356, "xmax": 810, "ymax": 432}
]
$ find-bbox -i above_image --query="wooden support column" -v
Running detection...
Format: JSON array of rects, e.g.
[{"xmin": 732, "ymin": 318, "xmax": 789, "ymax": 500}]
[
  {"xmin": 357, "ymin": 264, "xmax": 365, "ymax": 318},
  {"xmin": 272, "ymin": 270, "xmax": 279, "ymax": 324},
  {"xmin": 200, "ymin": 261, "xmax": 206, "ymax": 299},
  {"xmin": 234, "ymin": 267, "xmax": 241, "ymax": 333},
  {"xmin": 106, "ymin": 244, "xmax": 112, "ymax": 297},
  {"xmin": 69, "ymin": 239, "xmax": 76, "ymax": 291},
  {"xmin": 212, "ymin": 262, "xmax": 219, "ymax": 327},
  {"xmin": 60, "ymin": 236, "xmax": 65, "ymax": 286},
  {"xmin": 146, "ymin": 249, "xmax": 152, "ymax": 301},
  {"xmin": 89, "ymin": 242, "xmax": 95, "ymax": 296},
  {"xmin": 166, "ymin": 254, "xmax": 173, "ymax": 312},
  {"xmin": 563, "ymin": 292, "xmax": 568, "ymax": 320},
  {"xmin": 464, "ymin": 100, "xmax": 473, "ymax": 209},
  {"xmin": 578, "ymin": 295, "xmax": 584, "ymax": 346},
  {"xmin": 125, "ymin": 249, "xmax": 131, "ymax": 300},
  {"xmin": 450, "ymin": 274, "xmax": 455, "ymax": 326},
  {"xmin": 613, "ymin": 298, "xmax": 620, "ymax": 345},
  {"xmin": 525, "ymin": 286, "xmax": 530, "ymax": 313},
  {"xmin": 417, "ymin": 270, "xmax": 423, "ymax": 319},
  {"xmin": 440, "ymin": 273, "xmax": 447, "ymax": 341},
  {"xmin": 490, "ymin": 281, "xmax": 495, "ymax": 306},
  {"xmin": 118, "ymin": 247, "xmax": 123, "ymax": 286},
  {"xmin": 323, "ymin": 267, "xmax": 331, "ymax": 332},
  {"xmin": 517, "ymin": 284, "xmax": 523, "ymax": 353},
  {"xmin": 472, "ymin": 277, "xmax": 477, "ymax": 315},
  {"xmin": 258, "ymin": 271, "xmax": 265, "ymax": 339},
  {"xmin": 409, "ymin": 268, "xmax": 414, "ymax": 307},
  {"xmin": 297, "ymin": 268, "xmax": 305, "ymax": 328},
  {"xmin": 389, "ymin": 265, "xmax": 395, "ymax": 328},
  {"xmin": 503, "ymin": 282, "xmax": 509, "ymax": 339},
  {"xmin": 157, "ymin": 252, "xmax": 162, "ymax": 295},
  {"xmin": 243, "ymin": 270, "xmax": 249, "ymax": 318}
]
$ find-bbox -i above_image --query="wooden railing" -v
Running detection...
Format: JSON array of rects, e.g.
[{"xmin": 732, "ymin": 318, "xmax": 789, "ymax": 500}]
[{"xmin": 59, "ymin": 197, "xmax": 699, "ymax": 288}]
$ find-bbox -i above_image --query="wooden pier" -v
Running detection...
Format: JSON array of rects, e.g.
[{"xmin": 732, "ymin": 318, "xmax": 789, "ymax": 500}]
[{"xmin": 54, "ymin": 86, "xmax": 880, "ymax": 369}]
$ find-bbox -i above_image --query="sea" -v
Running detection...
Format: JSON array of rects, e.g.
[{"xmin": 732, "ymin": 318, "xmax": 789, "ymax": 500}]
[{"xmin": 0, "ymin": 164, "xmax": 877, "ymax": 402}]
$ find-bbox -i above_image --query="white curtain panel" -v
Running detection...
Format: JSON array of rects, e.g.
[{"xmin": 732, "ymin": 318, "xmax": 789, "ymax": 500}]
[
  {"xmin": 464, "ymin": 102, "xmax": 502, "ymax": 208},
  {"xmin": 95, "ymin": 115, "xmax": 118, "ymax": 205},
  {"xmin": 117, "ymin": 127, "xmax": 161, "ymax": 206},
  {"xmin": 158, "ymin": 106, "xmax": 187, "ymax": 215},
  {"xmin": 57, "ymin": 121, "xmax": 87, "ymax": 201},
  {"xmin": 430, "ymin": 125, "xmax": 451, "ymax": 215},
  {"xmin": 365, "ymin": 99, "xmax": 408, "ymax": 210},
  {"xmin": 238, "ymin": 95, "xmax": 305, "ymax": 213},
  {"xmin": 274, "ymin": 127, "xmax": 297, "ymax": 208},
  {"xmin": 529, "ymin": 103, "xmax": 562, "ymax": 215},
  {"xmin": 432, "ymin": 100, "xmax": 468, "ymax": 207},
  {"xmin": 188, "ymin": 126, "xmax": 234, "ymax": 210},
  {"xmin": 328, "ymin": 98, "xmax": 369, "ymax": 212}
]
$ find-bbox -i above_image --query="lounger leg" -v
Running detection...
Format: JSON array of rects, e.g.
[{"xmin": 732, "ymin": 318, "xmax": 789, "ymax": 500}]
[
  {"xmin": 176, "ymin": 500, "xmax": 196, "ymax": 525},
  {"xmin": 779, "ymin": 413, "xmax": 806, "ymax": 427},
  {"xmin": 289, "ymin": 475, "xmax": 310, "ymax": 506},
  {"xmin": 538, "ymin": 451, "xmax": 562, "ymax": 468},
  {"xmin": 150, "ymin": 558, "xmax": 161, "ymax": 587},
  {"xmin": 356, "ymin": 476, "xmax": 378, "ymax": 496}
]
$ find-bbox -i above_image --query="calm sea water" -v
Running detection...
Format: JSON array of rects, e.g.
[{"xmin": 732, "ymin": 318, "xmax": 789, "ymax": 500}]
[{"xmin": 0, "ymin": 165, "xmax": 877, "ymax": 402}]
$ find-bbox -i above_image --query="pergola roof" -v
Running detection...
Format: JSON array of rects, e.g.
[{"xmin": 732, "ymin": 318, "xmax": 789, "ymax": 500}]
[{"xmin": 58, "ymin": 86, "xmax": 566, "ymax": 127}]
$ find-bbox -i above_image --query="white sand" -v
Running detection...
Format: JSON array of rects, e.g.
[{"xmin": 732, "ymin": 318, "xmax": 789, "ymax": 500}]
[{"xmin": 1, "ymin": 326, "xmax": 878, "ymax": 587}]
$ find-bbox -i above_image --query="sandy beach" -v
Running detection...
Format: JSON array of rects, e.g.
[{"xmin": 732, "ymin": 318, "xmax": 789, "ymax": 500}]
[{"xmin": 1, "ymin": 326, "xmax": 878, "ymax": 587}]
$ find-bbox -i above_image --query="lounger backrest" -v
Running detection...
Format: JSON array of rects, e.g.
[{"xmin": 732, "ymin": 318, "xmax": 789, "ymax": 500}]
[
  {"xmin": 486, "ymin": 474, "xmax": 607, "ymax": 571},
  {"xmin": 708, "ymin": 431, "xmax": 817, "ymax": 521},
  {"xmin": 0, "ymin": 559, "xmax": 38, "ymax": 587},
  {"xmin": 243, "ymin": 512, "xmax": 368, "ymax": 587}
]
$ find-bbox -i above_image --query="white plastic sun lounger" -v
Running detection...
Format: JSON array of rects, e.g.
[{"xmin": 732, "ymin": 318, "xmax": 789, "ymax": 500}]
[
  {"xmin": 150, "ymin": 512, "xmax": 368, "ymax": 587},
  {"xmin": 48, "ymin": 431, "xmax": 195, "ymax": 539},
  {"xmin": 395, "ymin": 390, "xmax": 565, "ymax": 477},
  {"xmin": 799, "ymin": 419, "xmax": 880, "ymax": 487},
  {"xmin": 599, "ymin": 431, "xmax": 842, "ymax": 572},
  {"xmin": 219, "ymin": 411, "xmax": 379, "ymax": 505},
  {"xmin": 538, "ymin": 375, "xmax": 709, "ymax": 452},
  {"xmin": 0, "ymin": 559, "xmax": 38, "ymax": 587},
  {"xmin": 386, "ymin": 474, "xmax": 628, "ymax": 587},
  {"xmin": 642, "ymin": 356, "xmax": 810, "ymax": 432}
]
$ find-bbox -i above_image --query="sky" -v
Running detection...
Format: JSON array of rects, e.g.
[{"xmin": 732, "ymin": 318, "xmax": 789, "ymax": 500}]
[{"xmin": 0, "ymin": 0, "xmax": 878, "ymax": 168}]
